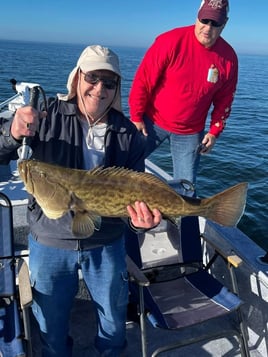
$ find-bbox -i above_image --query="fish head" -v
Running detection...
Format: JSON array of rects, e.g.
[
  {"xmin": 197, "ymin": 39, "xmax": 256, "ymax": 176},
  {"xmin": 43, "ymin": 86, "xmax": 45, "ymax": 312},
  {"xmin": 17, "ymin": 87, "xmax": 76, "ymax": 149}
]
[
  {"xmin": 18, "ymin": 160, "xmax": 54, "ymax": 199},
  {"xmin": 18, "ymin": 159, "xmax": 69, "ymax": 219}
]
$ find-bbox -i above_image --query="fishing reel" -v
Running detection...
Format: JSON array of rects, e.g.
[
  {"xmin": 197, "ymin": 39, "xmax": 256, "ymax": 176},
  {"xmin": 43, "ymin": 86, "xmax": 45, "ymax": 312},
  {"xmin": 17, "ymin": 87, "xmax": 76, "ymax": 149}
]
[
  {"xmin": 8, "ymin": 79, "xmax": 44, "ymax": 112},
  {"xmin": 12, "ymin": 80, "xmax": 48, "ymax": 161}
]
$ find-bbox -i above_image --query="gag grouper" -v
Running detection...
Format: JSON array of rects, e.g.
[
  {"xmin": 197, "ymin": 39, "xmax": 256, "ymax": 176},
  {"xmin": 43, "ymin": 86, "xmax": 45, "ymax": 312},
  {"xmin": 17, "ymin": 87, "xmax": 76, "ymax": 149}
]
[{"xmin": 18, "ymin": 160, "xmax": 248, "ymax": 238}]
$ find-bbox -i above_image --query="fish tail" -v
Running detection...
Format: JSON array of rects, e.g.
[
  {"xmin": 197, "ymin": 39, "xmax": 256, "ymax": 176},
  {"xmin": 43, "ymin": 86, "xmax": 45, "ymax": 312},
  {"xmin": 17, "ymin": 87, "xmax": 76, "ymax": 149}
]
[{"xmin": 203, "ymin": 182, "xmax": 248, "ymax": 227}]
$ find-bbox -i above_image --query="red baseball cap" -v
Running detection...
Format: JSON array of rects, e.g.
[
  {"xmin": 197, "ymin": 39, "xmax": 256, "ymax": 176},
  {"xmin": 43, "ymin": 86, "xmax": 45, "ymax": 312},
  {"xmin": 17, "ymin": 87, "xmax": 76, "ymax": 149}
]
[{"xmin": 198, "ymin": 0, "xmax": 229, "ymax": 25}]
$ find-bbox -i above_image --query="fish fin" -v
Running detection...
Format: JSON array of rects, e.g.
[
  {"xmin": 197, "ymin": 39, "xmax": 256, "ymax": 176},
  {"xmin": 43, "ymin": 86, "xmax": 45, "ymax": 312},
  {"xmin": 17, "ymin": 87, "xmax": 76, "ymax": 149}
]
[
  {"xmin": 164, "ymin": 215, "xmax": 181, "ymax": 227},
  {"xmin": 91, "ymin": 214, "xmax": 102, "ymax": 231},
  {"xmin": 70, "ymin": 192, "xmax": 102, "ymax": 237},
  {"xmin": 87, "ymin": 166, "xmax": 178, "ymax": 194},
  {"xmin": 72, "ymin": 212, "xmax": 102, "ymax": 238},
  {"xmin": 203, "ymin": 182, "xmax": 248, "ymax": 227}
]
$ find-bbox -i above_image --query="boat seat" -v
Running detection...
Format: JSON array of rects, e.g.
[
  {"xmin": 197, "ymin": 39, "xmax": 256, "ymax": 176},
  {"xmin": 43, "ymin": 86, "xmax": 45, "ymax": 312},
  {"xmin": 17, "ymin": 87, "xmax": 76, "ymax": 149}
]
[
  {"xmin": 126, "ymin": 214, "xmax": 250, "ymax": 357},
  {"xmin": 0, "ymin": 192, "xmax": 33, "ymax": 357}
]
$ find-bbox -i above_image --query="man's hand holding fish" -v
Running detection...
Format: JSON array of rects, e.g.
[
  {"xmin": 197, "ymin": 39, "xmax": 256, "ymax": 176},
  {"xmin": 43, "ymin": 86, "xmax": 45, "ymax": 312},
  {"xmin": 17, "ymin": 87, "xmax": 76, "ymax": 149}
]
[{"xmin": 127, "ymin": 200, "xmax": 162, "ymax": 229}]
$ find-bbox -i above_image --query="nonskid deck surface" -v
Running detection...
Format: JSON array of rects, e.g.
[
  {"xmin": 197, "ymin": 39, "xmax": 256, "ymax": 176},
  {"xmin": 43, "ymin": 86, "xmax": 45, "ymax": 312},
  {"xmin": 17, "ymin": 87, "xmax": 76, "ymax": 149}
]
[{"xmin": 30, "ymin": 294, "xmax": 249, "ymax": 357}]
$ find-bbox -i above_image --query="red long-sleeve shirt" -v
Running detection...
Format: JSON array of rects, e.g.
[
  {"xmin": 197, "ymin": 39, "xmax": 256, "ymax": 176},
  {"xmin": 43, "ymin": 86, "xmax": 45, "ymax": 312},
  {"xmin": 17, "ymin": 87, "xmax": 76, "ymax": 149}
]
[{"xmin": 129, "ymin": 25, "xmax": 238, "ymax": 137}]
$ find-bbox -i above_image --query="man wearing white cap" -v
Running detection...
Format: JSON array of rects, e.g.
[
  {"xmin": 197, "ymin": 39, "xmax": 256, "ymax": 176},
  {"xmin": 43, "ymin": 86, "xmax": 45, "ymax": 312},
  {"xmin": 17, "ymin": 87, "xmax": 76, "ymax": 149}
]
[
  {"xmin": 129, "ymin": 0, "xmax": 237, "ymax": 194},
  {"xmin": 0, "ymin": 45, "xmax": 161, "ymax": 356}
]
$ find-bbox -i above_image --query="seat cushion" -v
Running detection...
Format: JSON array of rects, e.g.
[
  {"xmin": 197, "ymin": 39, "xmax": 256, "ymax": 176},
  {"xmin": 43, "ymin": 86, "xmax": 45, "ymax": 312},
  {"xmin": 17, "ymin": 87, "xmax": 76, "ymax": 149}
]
[{"xmin": 147, "ymin": 270, "xmax": 242, "ymax": 329}]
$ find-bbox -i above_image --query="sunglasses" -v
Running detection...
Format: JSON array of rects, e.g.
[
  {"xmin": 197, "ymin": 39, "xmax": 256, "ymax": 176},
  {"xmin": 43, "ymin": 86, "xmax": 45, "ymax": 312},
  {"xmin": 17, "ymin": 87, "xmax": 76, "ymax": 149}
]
[
  {"xmin": 199, "ymin": 19, "xmax": 223, "ymax": 28},
  {"xmin": 81, "ymin": 71, "xmax": 118, "ymax": 90}
]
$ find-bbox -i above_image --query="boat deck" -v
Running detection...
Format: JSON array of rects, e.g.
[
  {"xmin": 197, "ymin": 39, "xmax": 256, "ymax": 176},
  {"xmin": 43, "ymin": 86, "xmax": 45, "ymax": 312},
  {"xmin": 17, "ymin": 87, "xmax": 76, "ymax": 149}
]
[{"xmin": 31, "ymin": 291, "xmax": 260, "ymax": 357}]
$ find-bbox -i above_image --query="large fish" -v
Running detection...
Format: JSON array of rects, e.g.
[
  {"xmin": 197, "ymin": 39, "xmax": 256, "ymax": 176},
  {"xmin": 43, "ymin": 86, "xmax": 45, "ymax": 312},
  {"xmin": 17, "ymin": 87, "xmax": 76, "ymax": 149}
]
[{"xmin": 18, "ymin": 160, "xmax": 248, "ymax": 238}]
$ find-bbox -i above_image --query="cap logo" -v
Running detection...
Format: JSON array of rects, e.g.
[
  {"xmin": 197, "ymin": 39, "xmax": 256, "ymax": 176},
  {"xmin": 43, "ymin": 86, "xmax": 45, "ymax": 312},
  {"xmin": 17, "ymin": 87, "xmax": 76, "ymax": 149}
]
[{"xmin": 208, "ymin": 0, "xmax": 226, "ymax": 9}]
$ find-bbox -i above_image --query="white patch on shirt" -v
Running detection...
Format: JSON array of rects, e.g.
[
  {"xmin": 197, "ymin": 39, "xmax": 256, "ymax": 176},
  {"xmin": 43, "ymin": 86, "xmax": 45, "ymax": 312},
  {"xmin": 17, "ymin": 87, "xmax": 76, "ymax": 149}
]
[{"xmin": 79, "ymin": 119, "xmax": 106, "ymax": 170}]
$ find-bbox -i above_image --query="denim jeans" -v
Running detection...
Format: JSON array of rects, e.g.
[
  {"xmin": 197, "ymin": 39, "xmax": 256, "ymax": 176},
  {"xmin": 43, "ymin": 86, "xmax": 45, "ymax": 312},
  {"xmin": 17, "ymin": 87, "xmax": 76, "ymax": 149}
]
[
  {"xmin": 29, "ymin": 235, "xmax": 128, "ymax": 357},
  {"xmin": 143, "ymin": 115, "xmax": 203, "ymax": 188}
]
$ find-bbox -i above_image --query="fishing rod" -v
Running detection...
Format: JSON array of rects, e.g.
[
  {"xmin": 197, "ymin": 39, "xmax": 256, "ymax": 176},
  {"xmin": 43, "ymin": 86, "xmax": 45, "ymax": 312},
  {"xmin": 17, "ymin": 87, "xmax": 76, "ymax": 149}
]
[{"xmin": 17, "ymin": 85, "xmax": 47, "ymax": 161}]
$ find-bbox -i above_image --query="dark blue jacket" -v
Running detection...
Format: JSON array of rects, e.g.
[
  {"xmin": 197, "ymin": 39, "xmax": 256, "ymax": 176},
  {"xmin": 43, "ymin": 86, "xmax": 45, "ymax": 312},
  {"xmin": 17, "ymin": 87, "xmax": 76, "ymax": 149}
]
[{"xmin": 0, "ymin": 98, "xmax": 146, "ymax": 249}]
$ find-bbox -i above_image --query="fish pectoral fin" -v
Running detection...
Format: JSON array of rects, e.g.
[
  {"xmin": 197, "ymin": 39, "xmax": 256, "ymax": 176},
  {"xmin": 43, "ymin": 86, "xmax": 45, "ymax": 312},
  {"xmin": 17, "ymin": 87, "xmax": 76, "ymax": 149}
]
[
  {"xmin": 72, "ymin": 212, "xmax": 102, "ymax": 238},
  {"xmin": 92, "ymin": 214, "xmax": 102, "ymax": 231}
]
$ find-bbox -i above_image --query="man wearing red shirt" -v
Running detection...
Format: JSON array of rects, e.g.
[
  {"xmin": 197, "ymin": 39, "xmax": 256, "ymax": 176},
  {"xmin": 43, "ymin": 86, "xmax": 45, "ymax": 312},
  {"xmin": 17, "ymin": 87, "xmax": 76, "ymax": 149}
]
[{"xmin": 129, "ymin": 0, "xmax": 237, "ymax": 192}]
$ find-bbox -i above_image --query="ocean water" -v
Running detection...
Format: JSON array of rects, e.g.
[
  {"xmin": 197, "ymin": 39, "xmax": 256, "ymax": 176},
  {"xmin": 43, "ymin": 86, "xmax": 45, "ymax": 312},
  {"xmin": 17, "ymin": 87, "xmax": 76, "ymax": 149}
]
[{"xmin": 0, "ymin": 40, "xmax": 267, "ymax": 250}]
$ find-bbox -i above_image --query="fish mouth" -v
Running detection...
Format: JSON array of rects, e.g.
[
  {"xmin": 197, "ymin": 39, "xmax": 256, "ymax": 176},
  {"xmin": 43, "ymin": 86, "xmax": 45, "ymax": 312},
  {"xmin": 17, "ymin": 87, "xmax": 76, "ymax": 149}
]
[
  {"xmin": 19, "ymin": 160, "xmax": 33, "ymax": 193},
  {"xmin": 18, "ymin": 161, "xmax": 27, "ymax": 183}
]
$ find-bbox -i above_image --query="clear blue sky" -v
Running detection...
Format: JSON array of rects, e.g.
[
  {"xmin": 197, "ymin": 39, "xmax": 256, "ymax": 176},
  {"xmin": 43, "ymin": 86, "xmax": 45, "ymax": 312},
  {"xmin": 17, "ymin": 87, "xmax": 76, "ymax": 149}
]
[{"xmin": 1, "ymin": 0, "xmax": 268, "ymax": 55}]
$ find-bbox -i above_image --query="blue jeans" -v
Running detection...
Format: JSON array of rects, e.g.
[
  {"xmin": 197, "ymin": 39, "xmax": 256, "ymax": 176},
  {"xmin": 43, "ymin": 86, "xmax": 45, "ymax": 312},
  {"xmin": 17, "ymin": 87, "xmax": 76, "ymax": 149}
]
[
  {"xmin": 29, "ymin": 235, "xmax": 128, "ymax": 357},
  {"xmin": 143, "ymin": 115, "xmax": 203, "ymax": 188}
]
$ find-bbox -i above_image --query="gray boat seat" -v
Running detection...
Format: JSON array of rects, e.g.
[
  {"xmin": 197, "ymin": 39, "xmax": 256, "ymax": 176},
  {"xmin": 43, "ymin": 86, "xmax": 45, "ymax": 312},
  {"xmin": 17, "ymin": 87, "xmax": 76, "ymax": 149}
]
[
  {"xmin": 0, "ymin": 192, "xmax": 33, "ymax": 357},
  {"xmin": 126, "ymin": 214, "xmax": 250, "ymax": 357}
]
